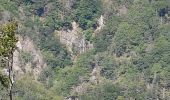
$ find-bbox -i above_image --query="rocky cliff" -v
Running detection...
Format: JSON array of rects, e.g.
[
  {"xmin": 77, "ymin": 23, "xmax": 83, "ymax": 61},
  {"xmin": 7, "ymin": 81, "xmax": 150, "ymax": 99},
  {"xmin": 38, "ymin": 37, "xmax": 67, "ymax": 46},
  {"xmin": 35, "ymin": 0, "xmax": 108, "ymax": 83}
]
[{"xmin": 13, "ymin": 35, "xmax": 46, "ymax": 80}]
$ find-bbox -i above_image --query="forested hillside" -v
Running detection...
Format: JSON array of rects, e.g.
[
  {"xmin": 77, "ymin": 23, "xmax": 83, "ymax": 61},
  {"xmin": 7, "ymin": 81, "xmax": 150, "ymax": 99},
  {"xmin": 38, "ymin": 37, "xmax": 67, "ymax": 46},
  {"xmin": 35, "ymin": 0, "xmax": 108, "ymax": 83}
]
[{"xmin": 0, "ymin": 0, "xmax": 170, "ymax": 100}]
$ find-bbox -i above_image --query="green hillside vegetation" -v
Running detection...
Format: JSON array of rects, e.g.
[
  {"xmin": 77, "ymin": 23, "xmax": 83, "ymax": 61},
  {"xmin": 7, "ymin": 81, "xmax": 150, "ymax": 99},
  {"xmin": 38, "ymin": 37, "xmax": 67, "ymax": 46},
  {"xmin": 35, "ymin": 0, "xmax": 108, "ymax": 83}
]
[{"xmin": 0, "ymin": 0, "xmax": 170, "ymax": 100}]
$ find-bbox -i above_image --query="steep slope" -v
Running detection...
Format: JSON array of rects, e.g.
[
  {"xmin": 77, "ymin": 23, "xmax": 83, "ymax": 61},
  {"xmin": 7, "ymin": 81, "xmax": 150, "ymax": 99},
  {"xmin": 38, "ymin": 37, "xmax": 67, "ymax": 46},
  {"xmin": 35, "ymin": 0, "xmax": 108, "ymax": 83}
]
[
  {"xmin": 1, "ymin": 0, "xmax": 170, "ymax": 100},
  {"xmin": 13, "ymin": 35, "xmax": 47, "ymax": 80}
]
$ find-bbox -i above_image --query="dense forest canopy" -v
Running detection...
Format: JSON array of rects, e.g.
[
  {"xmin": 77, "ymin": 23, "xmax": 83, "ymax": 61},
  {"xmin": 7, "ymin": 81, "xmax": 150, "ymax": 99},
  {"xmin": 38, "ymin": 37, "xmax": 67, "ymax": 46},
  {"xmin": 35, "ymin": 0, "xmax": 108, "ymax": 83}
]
[{"xmin": 0, "ymin": 0, "xmax": 170, "ymax": 100}]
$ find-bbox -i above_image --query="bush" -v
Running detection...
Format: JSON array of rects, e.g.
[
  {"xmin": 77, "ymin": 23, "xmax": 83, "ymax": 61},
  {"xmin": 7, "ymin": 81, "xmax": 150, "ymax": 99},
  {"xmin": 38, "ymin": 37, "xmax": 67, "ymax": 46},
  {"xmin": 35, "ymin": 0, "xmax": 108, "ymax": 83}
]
[
  {"xmin": 53, "ymin": 66, "xmax": 90, "ymax": 97},
  {"xmin": 73, "ymin": 0, "xmax": 102, "ymax": 30},
  {"xmin": 94, "ymin": 29, "xmax": 113, "ymax": 52},
  {"xmin": 20, "ymin": 51, "xmax": 32, "ymax": 64},
  {"xmin": 79, "ymin": 82, "xmax": 123, "ymax": 100}
]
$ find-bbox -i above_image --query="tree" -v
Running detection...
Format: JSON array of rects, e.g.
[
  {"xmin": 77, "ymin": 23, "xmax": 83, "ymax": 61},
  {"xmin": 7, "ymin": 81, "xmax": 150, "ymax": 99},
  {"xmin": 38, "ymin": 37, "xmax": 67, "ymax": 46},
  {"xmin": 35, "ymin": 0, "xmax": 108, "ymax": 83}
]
[
  {"xmin": 0, "ymin": 22, "xmax": 18, "ymax": 100},
  {"xmin": 100, "ymin": 55, "xmax": 117, "ymax": 80},
  {"xmin": 79, "ymin": 82, "xmax": 122, "ymax": 100},
  {"xmin": 13, "ymin": 74, "xmax": 63, "ymax": 100},
  {"xmin": 74, "ymin": 0, "xmax": 102, "ymax": 30}
]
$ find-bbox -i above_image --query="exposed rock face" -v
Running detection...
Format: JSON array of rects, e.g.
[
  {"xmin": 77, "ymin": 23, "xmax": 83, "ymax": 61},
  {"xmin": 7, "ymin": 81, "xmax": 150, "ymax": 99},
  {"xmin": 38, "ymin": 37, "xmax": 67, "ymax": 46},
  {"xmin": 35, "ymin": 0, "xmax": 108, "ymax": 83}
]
[
  {"xmin": 71, "ymin": 82, "xmax": 89, "ymax": 96},
  {"xmin": 63, "ymin": 16, "xmax": 105, "ymax": 97},
  {"xmin": 90, "ymin": 66, "xmax": 101, "ymax": 84},
  {"xmin": 70, "ymin": 56, "xmax": 101, "ymax": 97},
  {"xmin": 57, "ymin": 22, "xmax": 88, "ymax": 55},
  {"xmin": 95, "ymin": 15, "xmax": 105, "ymax": 32},
  {"xmin": 70, "ymin": 67, "xmax": 101, "ymax": 98},
  {"xmin": 13, "ymin": 35, "xmax": 46, "ymax": 79},
  {"xmin": 58, "ymin": 15, "xmax": 105, "ymax": 57}
]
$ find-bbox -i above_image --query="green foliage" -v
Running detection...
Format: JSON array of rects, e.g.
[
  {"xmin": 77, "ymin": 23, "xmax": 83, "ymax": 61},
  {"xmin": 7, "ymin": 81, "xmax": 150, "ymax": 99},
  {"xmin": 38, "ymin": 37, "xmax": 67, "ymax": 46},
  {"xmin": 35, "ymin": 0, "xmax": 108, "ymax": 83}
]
[
  {"xmin": 94, "ymin": 28, "xmax": 113, "ymax": 52},
  {"xmin": 100, "ymin": 55, "xmax": 117, "ymax": 80},
  {"xmin": 0, "ymin": 22, "xmax": 17, "ymax": 89},
  {"xmin": 41, "ymin": 36, "xmax": 72, "ymax": 68},
  {"xmin": 94, "ymin": 15, "xmax": 120, "ymax": 52},
  {"xmin": 38, "ymin": 67, "xmax": 55, "ymax": 88},
  {"xmin": 0, "ymin": 0, "xmax": 18, "ymax": 15},
  {"xmin": 74, "ymin": 0, "xmax": 102, "ymax": 30},
  {"xmin": 76, "ymin": 50, "xmax": 95, "ymax": 70},
  {"xmin": 79, "ymin": 82, "xmax": 123, "ymax": 100},
  {"xmin": 84, "ymin": 28, "xmax": 93, "ymax": 42},
  {"xmin": 115, "ymin": 0, "xmax": 134, "ymax": 7},
  {"xmin": 0, "ymin": 72, "xmax": 9, "ymax": 88},
  {"xmin": 13, "ymin": 75, "xmax": 63, "ymax": 100},
  {"xmin": 105, "ymin": 15, "xmax": 121, "ymax": 34},
  {"xmin": 1, "ymin": 0, "xmax": 170, "ymax": 99},
  {"xmin": 0, "ymin": 82, "xmax": 8, "ymax": 99},
  {"xmin": 53, "ymin": 66, "xmax": 89, "ymax": 97},
  {"xmin": 114, "ymin": 21, "xmax": 143, "ymax": 56},
  {"xmin": 20, "ymin": 51, "xmax": 32, "ymax": 64},
  {"xmin": 0, "ymin": 22, "xmax": 18, "ymax": 57}
]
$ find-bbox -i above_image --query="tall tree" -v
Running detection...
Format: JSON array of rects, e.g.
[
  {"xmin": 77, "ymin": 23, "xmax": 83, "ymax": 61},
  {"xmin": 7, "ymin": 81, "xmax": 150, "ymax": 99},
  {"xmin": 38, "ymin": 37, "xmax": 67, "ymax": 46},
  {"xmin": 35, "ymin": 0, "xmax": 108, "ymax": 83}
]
[{"xmin": 0, "ymin": 22, "xmax": 18, "ymax": 100}]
